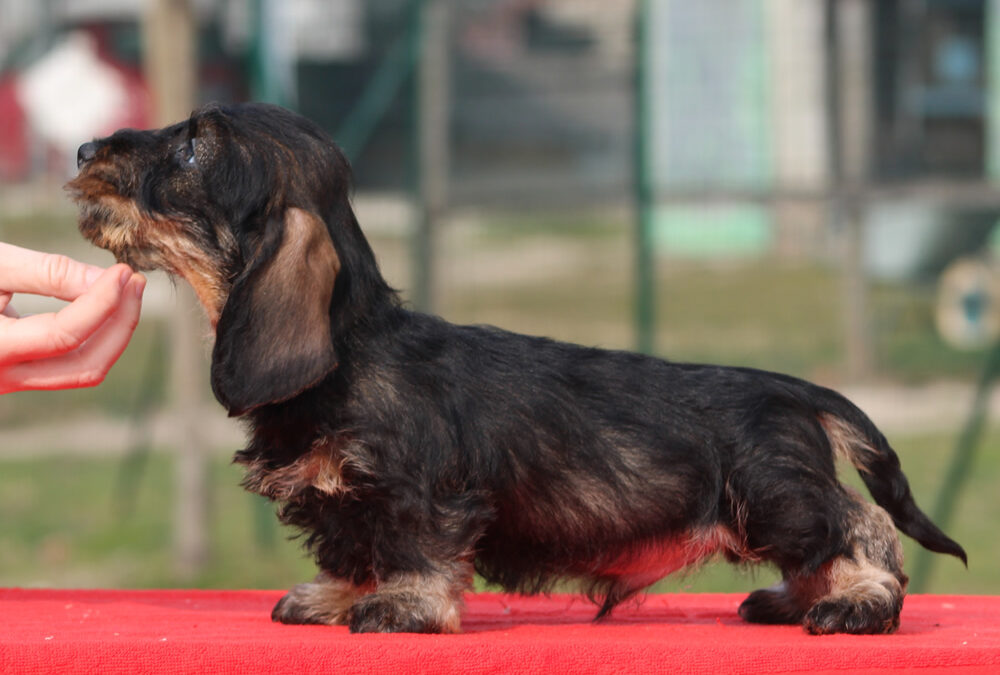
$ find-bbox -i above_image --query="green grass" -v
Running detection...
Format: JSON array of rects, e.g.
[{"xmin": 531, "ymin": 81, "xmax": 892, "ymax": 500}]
[
  {"xmin": 0, "ymin": 208, "xmax": 991, "ymax": 429},
  {"xmin": 0, "ymin": 206, "xmax": 994, "ymax": 595},
  {"xmin": 0, "ymin": 320, "xmax": 171, "ymax": 428},
  {"xmin": 872, "ymin": 280, "xmax": 991, "ymax": 383},
  {"xmin": 0, "ymin": 427, "xmax": 994, "ymax": 594},
  {"xmin": 0, "ymin": 208, "xmax": 77, "ymax": 248},
  {"xmin": 0, "ymin": 453, "xmax": 315, "ymax": 589},
  {"xmin": 432, "ymin": 217, "xmax": 991, "ymax": 384},
  {"xmin": 6, "ymin": 247, "xmax": 986, "ymax": 429},
  {"xmin": 654, "ymin": 261, "xmax": 844, "ymax": 377}
]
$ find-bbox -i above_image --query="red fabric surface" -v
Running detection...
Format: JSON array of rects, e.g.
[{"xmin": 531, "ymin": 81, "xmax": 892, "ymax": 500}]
[{"xmin": 1, "ymin": 590, "xmax": 998, "ymax": 674}]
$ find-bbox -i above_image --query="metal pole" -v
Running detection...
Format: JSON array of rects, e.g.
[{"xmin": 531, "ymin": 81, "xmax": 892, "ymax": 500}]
[
  {"xmin": 413, "ymin": 0, "xmax": 450, "ymax": 313},
  {"xmin": 142, "ymin": 0, "xmax": 210, "ymax": 580},
  {"xmin": 336, "ymin": 28, "xmax": 417, "ymax": 162},
  {"xmin": 827, "ymin": 0, "xmax": 873, "ymax": 380},
  {"xmin": 908, "ymin": 0, "xmax": 1000, "ymax": 594},
  {"xmin": 989, "ymin": 0, "xmax": 1000, "ymax": 180},
  {"xmin": 910, "ymin": 340, "xmax": 1000, "ymax": 591},
  {"xmin": 634, "ymin": 0, "xmax": 655, "ymax": 355},
  {"xmin": 249, "ymin": 0, "xmax": 295, "ymax": 108}
]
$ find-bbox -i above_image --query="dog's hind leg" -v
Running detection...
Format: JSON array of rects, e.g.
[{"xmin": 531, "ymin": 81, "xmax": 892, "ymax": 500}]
[
  {"xmin": 801, "ymin": 489, "xmax": 908, "ymax": 634},
  {"xmin": 730, "ymin": 406, "xmax": 907, "ymax": 633},
  {"xmin": 739, "ymin": 487, "xmax": 908, "ymax": 634}
]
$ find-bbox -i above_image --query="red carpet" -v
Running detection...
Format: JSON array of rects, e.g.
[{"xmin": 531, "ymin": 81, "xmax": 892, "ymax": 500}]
[{"xmin": 1, "ymin": 590, "xmax": 998, "ymax": 673}]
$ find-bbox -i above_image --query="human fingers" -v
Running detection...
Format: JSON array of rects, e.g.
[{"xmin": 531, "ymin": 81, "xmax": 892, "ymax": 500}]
[
  {"xmin": 0, "ymin": 242, "xmax": 106, "ymax": 301},
  {"xmin": 0, "ymin": 291, "xmax": 16, "ymax": 317},
  {"xmin": 0, "ymin": 273, "xmax": 145, "ymax": 392},
  {"xmin": 0, "ymin": 264, "xmax": 131, "ymax": 364}
]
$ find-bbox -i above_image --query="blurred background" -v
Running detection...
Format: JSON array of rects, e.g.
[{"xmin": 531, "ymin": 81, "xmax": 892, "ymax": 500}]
[{"xmin": 0, "ymin": 0, "xmax": 996, "ymax": 596}]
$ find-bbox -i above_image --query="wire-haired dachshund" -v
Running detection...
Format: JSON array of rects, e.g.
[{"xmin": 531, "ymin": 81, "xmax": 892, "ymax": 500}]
[{"xmin": 68, "ymin": 102, "xmax": 965, "ymax": 634}]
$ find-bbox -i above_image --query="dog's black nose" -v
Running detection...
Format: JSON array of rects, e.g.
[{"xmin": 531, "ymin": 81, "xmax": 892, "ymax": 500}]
[{"xmin": 77, "ymin": 142, "xmax": 98, "ymax": 169}]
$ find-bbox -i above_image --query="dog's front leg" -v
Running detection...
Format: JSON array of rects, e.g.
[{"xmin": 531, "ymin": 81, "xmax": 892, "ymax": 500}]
[
  {"xmin": 272, "ymin": 571, "xmax": 364, "ymax": 625},
  {"xmin": 348, "ymin": 563, "xmax": 473, "ymax": 634}
]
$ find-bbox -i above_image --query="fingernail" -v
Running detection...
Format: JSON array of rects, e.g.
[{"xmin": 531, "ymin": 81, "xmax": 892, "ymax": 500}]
[
  {"xmin": 133, "ymin": 275, "xmax": 147, "ymax": 298},
  {"xmin": 119, "ymin": 267, "xmax": 132, "ymax": 289}
]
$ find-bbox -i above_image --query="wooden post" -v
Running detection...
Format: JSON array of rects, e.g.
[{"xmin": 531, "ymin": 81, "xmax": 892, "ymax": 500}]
[{"xmin": 142, "ymin": 0, "xmax": 210, "ymax": 579}]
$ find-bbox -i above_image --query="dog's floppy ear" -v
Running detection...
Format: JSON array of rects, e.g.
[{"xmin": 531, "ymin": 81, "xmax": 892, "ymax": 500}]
[{"xmin": 211, "ymin": 207, "xmax": 340, "ymax": 416}]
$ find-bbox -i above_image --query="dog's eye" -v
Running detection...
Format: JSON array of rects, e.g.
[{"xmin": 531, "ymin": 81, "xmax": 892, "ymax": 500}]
[{"xmin": 176, "ymin": 138, "xmax": 198, "ymax": 167}]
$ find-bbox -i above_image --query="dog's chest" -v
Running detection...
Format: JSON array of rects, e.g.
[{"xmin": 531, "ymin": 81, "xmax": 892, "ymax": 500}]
[{"xmin": 235, "ymin": 436, "xmax": 360, "ymax": 501}]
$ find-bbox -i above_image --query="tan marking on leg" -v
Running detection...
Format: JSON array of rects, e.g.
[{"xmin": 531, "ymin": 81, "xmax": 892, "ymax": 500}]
[
  {"xmin": 804, "ymin": 489, "xmax": 907, "ymax": 634},
  {"xmin": 825, "ymin": 551, "xmax": 903, "ymax": 610},
  {"xmin": 823, "ymin": 492, "xmax": 906, "ymax": 607},
  {"xmin": 350, "ymin": 562, "xmax": 473, "ymax": 634},
  {"xmin": 272, "ymin": 572, "xmax": 367, "ymax": 625},
  {"xmin": 376, "ymin": 571, "xmax": 468, "ymax": 634}
]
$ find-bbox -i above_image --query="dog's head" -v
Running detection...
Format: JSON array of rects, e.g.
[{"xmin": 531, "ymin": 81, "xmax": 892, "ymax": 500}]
[{"xmin": 68, "ymin": 103, "xmax": 393, "ymax": 416}]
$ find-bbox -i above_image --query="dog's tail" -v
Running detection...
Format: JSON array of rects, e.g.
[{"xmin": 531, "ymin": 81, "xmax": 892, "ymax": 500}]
[{"xmin": 816, "ymin": 389, "xmax": 967, "ymax": 565}]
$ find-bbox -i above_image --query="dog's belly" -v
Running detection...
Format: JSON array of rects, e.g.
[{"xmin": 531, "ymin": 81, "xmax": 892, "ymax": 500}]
[{"xmin": 596, "ymin": 525, "xmax": 746, "ymax": 587}]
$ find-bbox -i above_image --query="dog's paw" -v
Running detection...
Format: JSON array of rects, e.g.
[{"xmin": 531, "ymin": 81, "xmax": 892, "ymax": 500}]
[
  {"xmin": 271, "ymin": 577, "xmax": 356, "ymax": 626},
  {"xmin": 348, "ymin": 592, "xmax": 457, "ymax": 634},
  {"xmin": 738, "ymin": 585, "xmax": 804, "ymax": 625},
  {"xmin": 803, "ymin": 597, "xmax": 901, "ymax": 635}
]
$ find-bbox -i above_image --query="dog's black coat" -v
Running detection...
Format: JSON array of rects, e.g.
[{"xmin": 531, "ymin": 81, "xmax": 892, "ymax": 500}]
[{"xmin": 70, "ymin": 103, "xmax": 965, "ymax": 635}]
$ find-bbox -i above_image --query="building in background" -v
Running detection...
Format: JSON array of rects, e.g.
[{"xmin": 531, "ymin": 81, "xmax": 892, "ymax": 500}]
[{"xmin": 1, "ymin": 0, "xmax": 999, "ymax": 275}]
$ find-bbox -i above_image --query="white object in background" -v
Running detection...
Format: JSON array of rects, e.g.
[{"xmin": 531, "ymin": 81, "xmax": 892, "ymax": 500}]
[
  {"xmin": 15, "ymin": 31, "xmax": 129, "ymax": 156},
  {"xmin": 936, "ymin": 257, "xmax": 1000, "ymax": 350}
]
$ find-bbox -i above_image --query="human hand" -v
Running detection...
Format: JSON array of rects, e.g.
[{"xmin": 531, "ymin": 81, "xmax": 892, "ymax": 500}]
[{"xmin": 0, "ymin": 242, "xmax": 145, "ymax": 394}]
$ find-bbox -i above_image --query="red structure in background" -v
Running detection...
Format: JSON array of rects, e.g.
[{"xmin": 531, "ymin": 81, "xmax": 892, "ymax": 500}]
[
  {"xmin": 0, "ymin": 25, "xmax": 151, "ymax": 181},
  {"xmin": 0, "ymin": 73, "xmax": 29, "ymax": 180}
]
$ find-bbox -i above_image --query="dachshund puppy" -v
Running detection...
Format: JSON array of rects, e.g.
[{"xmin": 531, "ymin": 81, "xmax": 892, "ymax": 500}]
[{"xmin": 69, "ymin": 103, "xmax": 965, "ymax": 635}]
